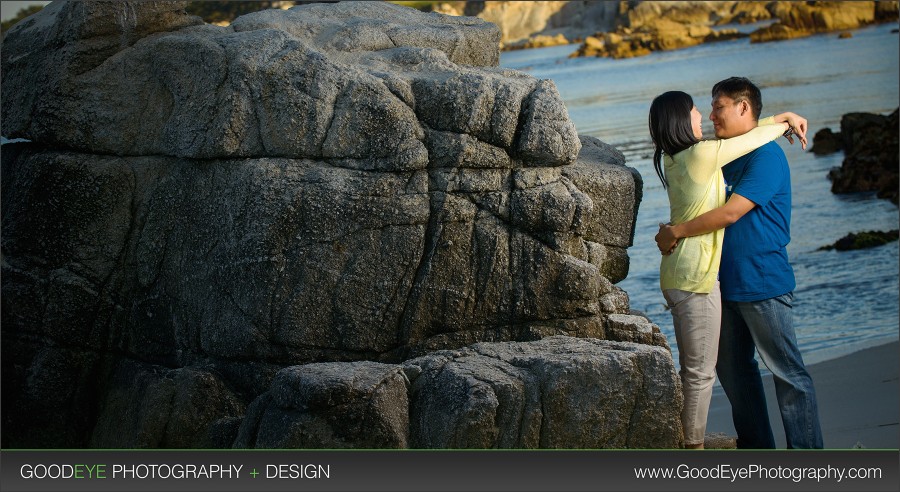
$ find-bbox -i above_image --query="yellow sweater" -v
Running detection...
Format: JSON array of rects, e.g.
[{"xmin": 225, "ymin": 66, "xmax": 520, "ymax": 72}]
[{"xmin": 659, "ymin": 116, "xmax": 785, "ymax": 293}]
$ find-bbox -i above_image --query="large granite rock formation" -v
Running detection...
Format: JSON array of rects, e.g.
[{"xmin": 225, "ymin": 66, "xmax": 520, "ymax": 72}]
[{"xmin": 1, "ymin": 1, "xmax": 673, "ymax": 449}]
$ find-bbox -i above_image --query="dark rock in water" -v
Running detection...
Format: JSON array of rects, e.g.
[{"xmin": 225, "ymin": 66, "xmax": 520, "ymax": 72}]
[
  {"xmin": 818, "ymin": 230, "xmax": 900, "ymax": 251},
  {"xmin": 827, "ymin": 109, "xmax": 899, "ymax": 205},
  {"xmin": 0, "ymin": 1, "xmax": 671, "ymax": 449},
  {"xmin": 811, "ymin": 127, "xmax": 843, "ymax": 155},
  {"xmin": 838, "ymin": 32, "xmax": 854, "ymax": 39}
]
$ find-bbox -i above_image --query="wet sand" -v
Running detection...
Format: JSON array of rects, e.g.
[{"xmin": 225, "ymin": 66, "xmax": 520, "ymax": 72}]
[{"xmin": 706, "ymin": 340, "xmax": 899, "ymax": 449}]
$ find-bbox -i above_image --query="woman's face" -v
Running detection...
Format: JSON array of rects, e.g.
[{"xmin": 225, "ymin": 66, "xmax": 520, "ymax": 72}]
[{"xmin": 690, "ymin": 105, "xmax": 703, "ymax": 139}]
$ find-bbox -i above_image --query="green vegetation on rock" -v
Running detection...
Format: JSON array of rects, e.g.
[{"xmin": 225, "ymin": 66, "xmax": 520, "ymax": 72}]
[{"xmin": 819, "ymin": 230, "xmax": 900, "ymax": 251}]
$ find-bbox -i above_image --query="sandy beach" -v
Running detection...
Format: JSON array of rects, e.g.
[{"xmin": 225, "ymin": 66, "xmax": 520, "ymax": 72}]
[{"xmin": 707, "ymin": 340, "xmax": 900, "ymax": 449}]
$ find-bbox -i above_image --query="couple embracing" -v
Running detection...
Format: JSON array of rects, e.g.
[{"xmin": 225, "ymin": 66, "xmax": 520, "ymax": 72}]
[{"xmin": 649, "ymin": 77, "xmax": 823, "ymax": 449}]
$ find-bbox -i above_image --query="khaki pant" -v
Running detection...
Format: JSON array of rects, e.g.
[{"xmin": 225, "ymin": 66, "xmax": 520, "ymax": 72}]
[{"xmin": 663, "ymin": 282, "xmax": 721, "ymax": 446}]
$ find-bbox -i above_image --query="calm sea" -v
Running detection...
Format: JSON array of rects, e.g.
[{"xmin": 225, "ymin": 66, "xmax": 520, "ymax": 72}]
[{"xmin": 501, "ymin": 23, "xmax": 900, "ymax": 368}]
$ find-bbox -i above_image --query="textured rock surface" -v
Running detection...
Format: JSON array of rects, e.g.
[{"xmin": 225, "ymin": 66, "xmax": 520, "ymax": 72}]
[
  {"xmin": 234, "ymin": 361, "xmax": 410, "ymax": 448},
  {"xmin": 1, "ymin": 1, "xmax": 661, "ymax": 449},
  {"xmin": 236, "ymin": 336, "xmax": 683, "ymax": 449},
  {"xmin": 703, "ymin": 432, "xmax": 737, "ymax": 450},
  {"xmin": 91, "ymin": 361, "xmax": 245, "ymax": 448},
  {"xmin": 1, "ymin": 1, "xmax": 502, "ymax": 161}
]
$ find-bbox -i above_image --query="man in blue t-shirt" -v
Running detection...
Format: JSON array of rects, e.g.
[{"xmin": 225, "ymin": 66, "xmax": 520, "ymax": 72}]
[{"xmin": 655, "ymin": 77, "xmax": 823, "ymax": 449}]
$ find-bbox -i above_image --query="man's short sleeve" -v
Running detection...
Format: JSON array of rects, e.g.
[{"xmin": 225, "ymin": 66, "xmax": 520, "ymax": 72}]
[{"xmin": 730, "ymin": 144, "xmax": 786, "ymax": 208}]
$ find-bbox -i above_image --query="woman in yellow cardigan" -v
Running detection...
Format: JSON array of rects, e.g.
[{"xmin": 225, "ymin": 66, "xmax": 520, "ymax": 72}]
[{"xmin": 648, "ymin": 91, "xmax": 806, "ymax": 449}]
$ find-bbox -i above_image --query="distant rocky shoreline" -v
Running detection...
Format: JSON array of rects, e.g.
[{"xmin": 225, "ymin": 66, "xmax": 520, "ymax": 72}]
[
  {"xmin": 569, "ymin": 1, "xmax": 899, "ymax": 59},
  {"xmin": 431, "ymin": 1, "xmax": 900, "ymax": 59},
  {"xmin": 750, "ymin": 1, "xmax": 899, "ymax": 43}
]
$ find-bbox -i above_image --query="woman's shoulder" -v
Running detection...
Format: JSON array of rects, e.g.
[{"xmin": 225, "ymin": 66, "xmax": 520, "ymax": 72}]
[
  {"xmin": 683, "ymin": 138, "xmax": 721, "ymax": 150},
  {"xmin": 673, "ymin": 139, "xmax": 718, "ymax": 159}
]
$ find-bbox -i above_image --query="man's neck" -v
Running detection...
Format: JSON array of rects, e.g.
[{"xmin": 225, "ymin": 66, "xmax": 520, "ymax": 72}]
[{"xmin": 733, "ymin": 119, "xmax": 758, "ymax": 136}]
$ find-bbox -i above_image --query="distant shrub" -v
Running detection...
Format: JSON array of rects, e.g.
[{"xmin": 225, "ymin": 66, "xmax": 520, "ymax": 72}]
[{"xmin": 1, "ymin": 4, "xmax": 44, "ymax": 35}]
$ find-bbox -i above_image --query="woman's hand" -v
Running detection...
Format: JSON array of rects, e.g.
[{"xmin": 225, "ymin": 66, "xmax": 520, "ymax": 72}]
[
  {"xmin": 655, "ymin": 223, "xmax": 679, "ymax": 255},
  {"xmin": 775, "ymin": 112, "xmax": 809, "ymax": 150}
]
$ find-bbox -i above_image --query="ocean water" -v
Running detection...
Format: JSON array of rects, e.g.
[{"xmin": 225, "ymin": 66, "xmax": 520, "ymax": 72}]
[{"xmin": 501, "ymin": 23, "xmax": 900, "ymax": 368}]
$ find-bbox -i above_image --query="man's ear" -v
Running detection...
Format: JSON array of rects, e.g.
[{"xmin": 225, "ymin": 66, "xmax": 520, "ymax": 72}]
[{"xmin": 738, "ymin": 99, "xmax": 750, "ymax": 116}]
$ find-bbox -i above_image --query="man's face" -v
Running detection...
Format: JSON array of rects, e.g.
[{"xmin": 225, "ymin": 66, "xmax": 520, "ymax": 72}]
[{"xmin": 709, "ymin": 95, "xmax": 746, "ymax": 139}]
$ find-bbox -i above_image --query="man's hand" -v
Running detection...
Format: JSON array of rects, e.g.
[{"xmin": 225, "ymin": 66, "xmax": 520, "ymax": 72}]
[{"xmin": 655, "ymin": 222, "xmax": 678, "ymax": 255}]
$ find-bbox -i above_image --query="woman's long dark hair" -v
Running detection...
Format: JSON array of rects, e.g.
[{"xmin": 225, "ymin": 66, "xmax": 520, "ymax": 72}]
[{"xmin": 648, "ymin": 91, "xmax": 700, "ymax": 189}]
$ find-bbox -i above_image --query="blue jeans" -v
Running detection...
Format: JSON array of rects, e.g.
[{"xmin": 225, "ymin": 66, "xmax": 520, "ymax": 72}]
[{"xmin": 716, "ymin": 292, "xmax": 824, "ymax": 449}]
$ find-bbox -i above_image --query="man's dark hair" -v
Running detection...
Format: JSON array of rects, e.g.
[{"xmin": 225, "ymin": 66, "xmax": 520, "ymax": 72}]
[
  {"xmin": 648, "ymin": 91, "xmax": 700, "ymax": 189},
  {"xmin": 712, "ymin": 77, "xmax": 762, "ymax": 120}
]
